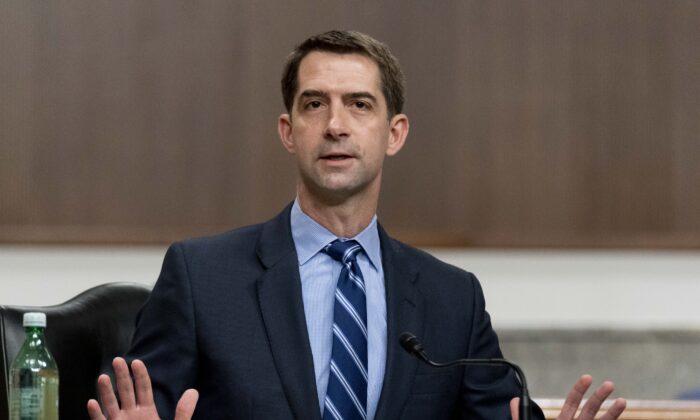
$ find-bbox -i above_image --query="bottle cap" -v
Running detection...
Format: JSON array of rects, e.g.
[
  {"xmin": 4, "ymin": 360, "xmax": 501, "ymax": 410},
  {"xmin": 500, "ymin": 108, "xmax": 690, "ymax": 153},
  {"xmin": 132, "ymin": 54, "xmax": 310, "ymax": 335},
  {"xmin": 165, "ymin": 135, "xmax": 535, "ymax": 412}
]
[{"xmin": 23, "ymin": 312, "xmax": 47, "ymax": 327}]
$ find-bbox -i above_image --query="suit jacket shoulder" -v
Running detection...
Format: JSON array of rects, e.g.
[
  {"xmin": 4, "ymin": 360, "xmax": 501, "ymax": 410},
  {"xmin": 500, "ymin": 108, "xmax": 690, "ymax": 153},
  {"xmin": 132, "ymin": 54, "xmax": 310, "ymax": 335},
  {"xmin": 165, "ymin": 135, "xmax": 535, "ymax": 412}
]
[
  {"xmin": 377, "ymin": 228, "xmax": 545, "ymax": 420},
  {"xmin": 129, "ymin": 204, "xmax": 320, "ymax": 420},
  {"xmin": 384, "ymin": 234, "xmax": 477, "ymax": 283}
]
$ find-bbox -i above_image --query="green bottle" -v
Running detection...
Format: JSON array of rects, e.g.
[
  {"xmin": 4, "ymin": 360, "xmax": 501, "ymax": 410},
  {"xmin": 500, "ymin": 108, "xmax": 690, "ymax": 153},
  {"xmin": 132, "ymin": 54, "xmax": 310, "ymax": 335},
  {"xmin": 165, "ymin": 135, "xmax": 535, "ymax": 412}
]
[{"xmin": 9, "ymin": 312, "xmax": 59, "ymax": 420}]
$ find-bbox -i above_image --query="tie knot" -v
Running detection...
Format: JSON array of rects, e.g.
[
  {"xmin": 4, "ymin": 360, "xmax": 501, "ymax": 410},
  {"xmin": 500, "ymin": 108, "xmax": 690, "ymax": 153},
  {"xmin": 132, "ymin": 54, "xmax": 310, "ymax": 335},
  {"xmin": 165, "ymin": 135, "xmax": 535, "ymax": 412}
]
[{"xmin": 324, "ymin": 239, "xmax": 362, "ymax": 264}]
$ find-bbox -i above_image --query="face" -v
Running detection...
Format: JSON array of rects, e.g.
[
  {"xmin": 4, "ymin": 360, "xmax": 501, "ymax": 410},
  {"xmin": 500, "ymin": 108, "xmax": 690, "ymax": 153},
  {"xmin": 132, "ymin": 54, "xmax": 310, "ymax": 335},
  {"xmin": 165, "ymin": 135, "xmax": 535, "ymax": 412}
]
[{"xmin": 278, "ymin": 51, "xmax": 408, "ymax": 204}]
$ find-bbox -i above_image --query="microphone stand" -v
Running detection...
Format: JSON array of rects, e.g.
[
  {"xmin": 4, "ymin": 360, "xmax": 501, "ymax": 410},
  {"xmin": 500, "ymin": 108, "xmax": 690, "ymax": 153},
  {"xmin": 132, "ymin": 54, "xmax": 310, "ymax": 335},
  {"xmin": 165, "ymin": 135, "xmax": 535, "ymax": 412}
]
[{"xmin": 399, "ymin": 332, "xmax": 531, "ymax": 420}]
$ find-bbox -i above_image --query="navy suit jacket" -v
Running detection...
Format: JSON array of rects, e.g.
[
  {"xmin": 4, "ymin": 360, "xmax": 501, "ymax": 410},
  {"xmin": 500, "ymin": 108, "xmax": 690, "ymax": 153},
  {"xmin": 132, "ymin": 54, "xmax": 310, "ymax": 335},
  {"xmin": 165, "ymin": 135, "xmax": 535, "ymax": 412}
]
[{"xmin": 128, "ymin": 204, "xmax": 544, "ymax": 419}]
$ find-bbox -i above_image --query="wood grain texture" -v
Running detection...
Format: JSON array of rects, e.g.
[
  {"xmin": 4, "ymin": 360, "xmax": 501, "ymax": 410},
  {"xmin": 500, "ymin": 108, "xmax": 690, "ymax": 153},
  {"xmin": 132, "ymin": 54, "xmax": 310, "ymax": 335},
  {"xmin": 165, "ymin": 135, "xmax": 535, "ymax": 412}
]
[{"xmin": 1, "ymin": 1, "xmax": 699, "ymax": 247}]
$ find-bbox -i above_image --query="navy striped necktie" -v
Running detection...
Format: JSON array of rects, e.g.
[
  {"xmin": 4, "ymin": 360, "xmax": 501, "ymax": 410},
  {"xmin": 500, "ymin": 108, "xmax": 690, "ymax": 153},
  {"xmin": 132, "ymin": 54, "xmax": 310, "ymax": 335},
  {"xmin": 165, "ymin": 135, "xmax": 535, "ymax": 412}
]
[{"xmin": 322, "ymin": 239, "xmax": 368, "ymax": 420}]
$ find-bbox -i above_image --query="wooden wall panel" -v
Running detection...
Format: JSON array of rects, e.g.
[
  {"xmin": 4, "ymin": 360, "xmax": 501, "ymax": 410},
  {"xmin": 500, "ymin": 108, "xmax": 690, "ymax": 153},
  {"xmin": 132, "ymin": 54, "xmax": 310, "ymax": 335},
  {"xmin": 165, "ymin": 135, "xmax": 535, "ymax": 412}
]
[{"xmin": 1, "ymin": 1, "xmax": 699, "ymax": 247}]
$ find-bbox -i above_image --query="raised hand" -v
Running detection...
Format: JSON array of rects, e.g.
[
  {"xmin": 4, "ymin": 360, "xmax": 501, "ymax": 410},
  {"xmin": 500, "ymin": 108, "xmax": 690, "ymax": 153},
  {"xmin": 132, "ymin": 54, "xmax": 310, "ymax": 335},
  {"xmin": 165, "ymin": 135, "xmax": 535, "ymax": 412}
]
[
  {"xmin": 511, "ymin": 374, "xmax": 627, "ymax": 420},
  {"xmin": 87, "ymin": 357, "xmax": 198, "ymax": 420}
]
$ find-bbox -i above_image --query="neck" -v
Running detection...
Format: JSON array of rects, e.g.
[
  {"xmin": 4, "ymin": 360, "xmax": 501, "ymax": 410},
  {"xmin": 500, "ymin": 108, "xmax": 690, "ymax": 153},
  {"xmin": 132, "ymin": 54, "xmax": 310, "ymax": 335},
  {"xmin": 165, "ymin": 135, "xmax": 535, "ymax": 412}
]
[{"xmin": 296, "ymin": 186, "xmax": 379, "ymax": 238}]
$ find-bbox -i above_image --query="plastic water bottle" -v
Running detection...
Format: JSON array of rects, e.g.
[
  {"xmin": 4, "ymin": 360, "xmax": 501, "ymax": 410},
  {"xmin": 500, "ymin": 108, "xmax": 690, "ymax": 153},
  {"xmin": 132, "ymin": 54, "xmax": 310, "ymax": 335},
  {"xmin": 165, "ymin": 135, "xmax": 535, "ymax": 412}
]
[{"xmin": 9, "ymin": 312, "xmax": 59, "ymax": 420}]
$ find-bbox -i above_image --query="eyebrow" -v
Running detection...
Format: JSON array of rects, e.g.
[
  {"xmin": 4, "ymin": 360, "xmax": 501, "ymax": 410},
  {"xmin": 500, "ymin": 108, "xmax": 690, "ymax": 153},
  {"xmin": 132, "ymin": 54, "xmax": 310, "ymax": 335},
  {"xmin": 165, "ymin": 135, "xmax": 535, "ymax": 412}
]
[
  {"xmin": 298, "ymin": 90, "xmax": 378, "ymax": 104},
  {"xmin": 344, "ymin": 91, "xmax": 378, "ymax": 103},
  {"xmin": 299, "ymin": 90, "xmax": 329, "ymax": 101}
]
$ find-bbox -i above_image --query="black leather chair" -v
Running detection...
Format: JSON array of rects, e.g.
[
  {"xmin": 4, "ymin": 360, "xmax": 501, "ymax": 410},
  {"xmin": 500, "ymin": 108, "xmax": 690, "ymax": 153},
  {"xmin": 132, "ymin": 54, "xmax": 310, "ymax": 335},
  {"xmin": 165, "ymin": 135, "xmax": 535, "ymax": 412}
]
[{"xmin": 0, "ymin": 282, "xmax": 151, "ymax": 419}]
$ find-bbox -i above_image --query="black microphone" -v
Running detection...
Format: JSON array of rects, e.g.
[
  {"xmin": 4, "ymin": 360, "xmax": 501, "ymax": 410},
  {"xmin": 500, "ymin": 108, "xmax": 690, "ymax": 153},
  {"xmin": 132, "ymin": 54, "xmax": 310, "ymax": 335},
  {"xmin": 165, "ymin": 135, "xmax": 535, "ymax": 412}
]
[{"xmin": 399, "ymin": 332, "xmax": 531, "ymax": 420}]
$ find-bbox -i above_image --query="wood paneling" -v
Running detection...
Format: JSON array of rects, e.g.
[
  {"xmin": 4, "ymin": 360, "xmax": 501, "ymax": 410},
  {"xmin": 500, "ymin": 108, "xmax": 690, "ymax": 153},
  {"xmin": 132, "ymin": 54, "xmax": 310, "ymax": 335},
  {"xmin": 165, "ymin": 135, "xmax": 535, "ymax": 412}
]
[{"xmin": 1, "ymin": 1, "xmax": 699, "ymax": 247}]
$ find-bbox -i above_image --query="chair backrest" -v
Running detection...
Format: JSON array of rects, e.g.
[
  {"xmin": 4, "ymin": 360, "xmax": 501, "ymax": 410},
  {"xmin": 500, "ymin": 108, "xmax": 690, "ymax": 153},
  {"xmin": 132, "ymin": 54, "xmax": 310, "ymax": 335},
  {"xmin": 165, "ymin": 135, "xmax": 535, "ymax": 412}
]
[{"xmin": 0, "ymin": 282, "xmax": 151, "ymax": 419}]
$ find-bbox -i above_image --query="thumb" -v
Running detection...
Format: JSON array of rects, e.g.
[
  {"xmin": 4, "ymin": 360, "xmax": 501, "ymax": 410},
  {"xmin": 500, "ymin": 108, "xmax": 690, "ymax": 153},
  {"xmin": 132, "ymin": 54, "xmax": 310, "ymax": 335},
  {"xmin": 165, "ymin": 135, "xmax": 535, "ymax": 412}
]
[
  {"xmin": 174, "ymin": 389, "xmax": 199, "ymax": 420},
  {"xmin": 510, "ymin": 397, "xmax": 520, "ymax": 420}
]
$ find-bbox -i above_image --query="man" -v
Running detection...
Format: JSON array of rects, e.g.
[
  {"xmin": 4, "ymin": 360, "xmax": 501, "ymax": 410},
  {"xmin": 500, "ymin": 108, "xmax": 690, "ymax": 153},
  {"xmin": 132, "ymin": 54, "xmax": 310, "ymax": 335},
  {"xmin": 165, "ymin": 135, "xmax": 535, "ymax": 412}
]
[{"xmin": 87, "ymin": 30, "xmax": 627, "ymax": 420}]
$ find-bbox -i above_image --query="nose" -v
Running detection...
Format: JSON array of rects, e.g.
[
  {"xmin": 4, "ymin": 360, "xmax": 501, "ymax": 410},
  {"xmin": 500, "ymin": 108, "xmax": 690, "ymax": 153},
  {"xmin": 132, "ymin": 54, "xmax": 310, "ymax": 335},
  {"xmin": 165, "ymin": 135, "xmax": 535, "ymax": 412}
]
[{"xmin": 324, "ymin": 103, "xmax": 349, "ymax": 140}]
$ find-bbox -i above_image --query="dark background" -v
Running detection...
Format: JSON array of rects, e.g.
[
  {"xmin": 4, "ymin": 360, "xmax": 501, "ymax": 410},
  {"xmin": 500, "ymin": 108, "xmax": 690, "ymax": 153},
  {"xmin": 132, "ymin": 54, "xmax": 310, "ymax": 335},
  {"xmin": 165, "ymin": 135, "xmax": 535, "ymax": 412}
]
[{"xmin": 2, "ymin": 1, "xmax": 699, "ymax": 247}]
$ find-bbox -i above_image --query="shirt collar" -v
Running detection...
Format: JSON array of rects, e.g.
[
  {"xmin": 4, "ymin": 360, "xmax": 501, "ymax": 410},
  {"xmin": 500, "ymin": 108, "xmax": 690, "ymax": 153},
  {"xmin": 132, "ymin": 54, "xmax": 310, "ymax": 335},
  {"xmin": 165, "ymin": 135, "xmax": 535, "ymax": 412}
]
[{"xmin": 290, "ymin": 199, "xmax": 382, "ymax": 270}]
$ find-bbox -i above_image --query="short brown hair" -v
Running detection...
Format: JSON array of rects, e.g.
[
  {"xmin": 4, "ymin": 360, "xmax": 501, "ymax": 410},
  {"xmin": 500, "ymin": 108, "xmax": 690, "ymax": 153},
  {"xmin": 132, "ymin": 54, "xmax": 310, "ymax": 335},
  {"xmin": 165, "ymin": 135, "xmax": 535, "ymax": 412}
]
[{"xmin": 281, "ymin": 30, "xmax": 406, "ymax": 117}]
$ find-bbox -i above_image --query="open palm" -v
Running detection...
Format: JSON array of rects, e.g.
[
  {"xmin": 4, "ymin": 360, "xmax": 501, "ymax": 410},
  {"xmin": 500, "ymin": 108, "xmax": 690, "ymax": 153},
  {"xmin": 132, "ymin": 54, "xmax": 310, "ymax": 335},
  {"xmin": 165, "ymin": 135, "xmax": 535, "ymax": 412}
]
[
  {"xmin": 510, "ymin": 375, "xmax": 626, "ymax": 420},
  {"xmin": 87, "ymin": 358, "xmax": 198, "ymax": 420}
]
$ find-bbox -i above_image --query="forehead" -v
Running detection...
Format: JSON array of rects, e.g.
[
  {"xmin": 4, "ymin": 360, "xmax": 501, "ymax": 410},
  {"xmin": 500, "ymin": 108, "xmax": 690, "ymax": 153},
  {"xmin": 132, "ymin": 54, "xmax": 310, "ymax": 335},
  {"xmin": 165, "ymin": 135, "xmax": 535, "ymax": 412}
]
[{"xmin": 296, "ymin": 51, "xmax": 382, "ymax": 97}]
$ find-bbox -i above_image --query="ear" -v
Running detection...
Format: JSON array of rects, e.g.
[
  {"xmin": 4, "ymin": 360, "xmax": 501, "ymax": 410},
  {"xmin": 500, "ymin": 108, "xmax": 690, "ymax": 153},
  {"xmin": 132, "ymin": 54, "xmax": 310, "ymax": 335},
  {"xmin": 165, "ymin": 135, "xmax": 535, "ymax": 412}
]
[
  {"xmin": 278, "ymin": 113, "xmax": 295, "ymax": 153},
  {"xmin": 385, "ymin": 113, "xmax": 409, "ymax": 156}
]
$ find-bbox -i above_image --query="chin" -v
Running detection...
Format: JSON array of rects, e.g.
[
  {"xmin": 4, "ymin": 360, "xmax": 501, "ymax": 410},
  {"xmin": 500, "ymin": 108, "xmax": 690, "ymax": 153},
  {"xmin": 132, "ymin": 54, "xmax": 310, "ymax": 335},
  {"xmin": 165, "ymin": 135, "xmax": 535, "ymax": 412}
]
[
  {"xmin": 300, "ymin": 172, "xmax": 377, "ymax": 201},
  {"xmin": 311, "ymin": 183, "xmax": 368, "ymax": 203}
]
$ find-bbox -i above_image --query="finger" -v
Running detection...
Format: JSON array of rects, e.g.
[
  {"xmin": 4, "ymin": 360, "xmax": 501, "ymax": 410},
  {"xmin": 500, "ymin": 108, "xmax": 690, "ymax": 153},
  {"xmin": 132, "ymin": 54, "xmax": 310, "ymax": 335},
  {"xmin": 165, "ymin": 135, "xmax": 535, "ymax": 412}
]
[
  {"xmin": 131, "ymin": 359, "xmax": 155, "ymax": 407},
  {"xmin": 598, "ymin": 398, "xmax": 627, "ymax": 420},
  {"xmin": 86, "ymin": 399, "xmax": 107, "ymax": 420},
  {"xmin": 96, "ymin": 374, "xmax": 121, "ymax": 419},
  {"xmin": 579, "ymin": 381, "xmax": 615, "ymax": 420},
  {"xmin": 557, "ymin": 374, "xmax": 593, "ymax": 420},
  {"xmin": 510, "ymin": 397, "xmax": 520, "ymax": 420},
  {"xmin": 174, "ymin": 389, "xmax": 199, "ymax": 420},
  {"xmin": 113, "ymin": 357, "xmax": 136, "ymax": 409}
]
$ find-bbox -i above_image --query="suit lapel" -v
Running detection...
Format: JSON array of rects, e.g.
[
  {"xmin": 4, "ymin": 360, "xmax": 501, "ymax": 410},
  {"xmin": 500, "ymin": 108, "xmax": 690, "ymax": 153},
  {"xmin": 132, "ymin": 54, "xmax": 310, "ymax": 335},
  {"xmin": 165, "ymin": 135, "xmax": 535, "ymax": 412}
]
[
  {"xmin": 374, "ymin": 225, "xmax": 425, "ymax": 420},
  {"xmin": 256, "ymin": 205, "xmax": 321, "ymax": 420}
]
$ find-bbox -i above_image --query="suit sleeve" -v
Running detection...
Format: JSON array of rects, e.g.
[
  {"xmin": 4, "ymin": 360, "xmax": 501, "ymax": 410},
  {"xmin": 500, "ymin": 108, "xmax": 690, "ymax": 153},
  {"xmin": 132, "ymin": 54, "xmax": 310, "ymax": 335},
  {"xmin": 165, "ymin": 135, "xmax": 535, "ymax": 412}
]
[
  {"xmin": 455, "ymin": 274, "xmax": 544, "ymax": 420},
  {"xmin": 127, "ymin": 242, "xmax": 199, "ymax": 420}
]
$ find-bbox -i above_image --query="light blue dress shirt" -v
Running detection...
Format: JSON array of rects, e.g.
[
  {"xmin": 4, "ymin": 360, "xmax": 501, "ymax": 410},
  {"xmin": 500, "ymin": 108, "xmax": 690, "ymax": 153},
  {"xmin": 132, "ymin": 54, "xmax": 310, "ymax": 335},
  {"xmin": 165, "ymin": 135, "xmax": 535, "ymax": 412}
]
[{"xmin": 290, "ymin": 200, "xmax": 387, "ymax": 420}]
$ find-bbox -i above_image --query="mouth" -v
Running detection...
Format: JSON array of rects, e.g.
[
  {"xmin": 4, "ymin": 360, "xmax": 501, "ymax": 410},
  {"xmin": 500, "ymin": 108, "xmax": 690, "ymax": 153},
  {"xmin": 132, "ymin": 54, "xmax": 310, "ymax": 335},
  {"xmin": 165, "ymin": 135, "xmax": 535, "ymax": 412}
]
[{"xmin": 320, "ymin": 153, "xmax": 354, "ymax": 161}]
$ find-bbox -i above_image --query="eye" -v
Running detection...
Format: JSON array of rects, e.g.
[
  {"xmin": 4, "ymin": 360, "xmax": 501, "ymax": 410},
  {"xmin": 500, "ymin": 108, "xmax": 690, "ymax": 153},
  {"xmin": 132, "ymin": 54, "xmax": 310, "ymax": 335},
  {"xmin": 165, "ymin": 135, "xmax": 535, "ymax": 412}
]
[
  {"xmin": 306, "ymin": 100, "xmax": 322, "ymax": 109},
  {"xmin": 353, "ymin": 101, "xmax": 370, "ymax": 110}
]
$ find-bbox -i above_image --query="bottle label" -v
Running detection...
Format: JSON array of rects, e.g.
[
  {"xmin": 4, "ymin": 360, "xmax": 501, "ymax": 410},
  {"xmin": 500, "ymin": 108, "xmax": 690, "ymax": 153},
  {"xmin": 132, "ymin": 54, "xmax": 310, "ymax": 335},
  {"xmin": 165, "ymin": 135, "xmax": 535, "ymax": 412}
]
[{"xmin": 16, "ymin": 386, "xmax": 43, "ymax": 419}]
